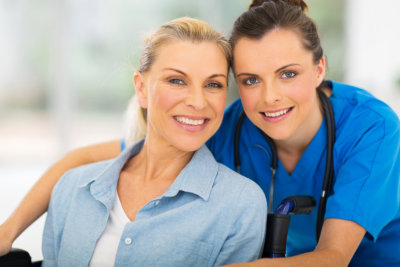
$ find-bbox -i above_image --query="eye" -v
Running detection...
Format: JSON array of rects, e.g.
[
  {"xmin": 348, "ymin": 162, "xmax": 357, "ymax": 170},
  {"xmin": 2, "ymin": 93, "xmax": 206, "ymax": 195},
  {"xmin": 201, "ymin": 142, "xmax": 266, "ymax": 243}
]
[
  {"xmin": 281, "ymin": 71, "xmax": 297, "ymax": 79},
  {"xmin": 206, "ymin": 82, "xmax": 223, "ymax": 89},
  {"xmin": 169, "ymin": 78, "xmax": 185, "ymax": 85},
  {"xmin": 244, "ymin": 77, "xmax": 259, "ymax": 85}
]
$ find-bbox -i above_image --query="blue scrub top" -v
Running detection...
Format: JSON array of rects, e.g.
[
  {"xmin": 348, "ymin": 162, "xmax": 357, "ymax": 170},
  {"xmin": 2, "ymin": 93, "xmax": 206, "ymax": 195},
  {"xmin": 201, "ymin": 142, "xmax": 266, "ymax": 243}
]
[{"xmin": 206, "ymin": 81, "xmax": 400, "ymax": 266}]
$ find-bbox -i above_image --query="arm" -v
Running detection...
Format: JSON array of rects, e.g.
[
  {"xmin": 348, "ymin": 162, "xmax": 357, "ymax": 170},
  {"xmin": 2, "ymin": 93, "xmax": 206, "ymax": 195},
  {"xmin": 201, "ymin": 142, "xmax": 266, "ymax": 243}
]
[
  {"xmin": 42, "ymin": 164, "xmax": 83, "ymax": 266},
  {"xmin": 214, "ymin": 181, "xmax": 267, "ymax": 266},
  {"xmin": 226, "ymin": 218, "xmax": 366, "ymax": 267},
  {"xmin": 0, "ymin": 140, "xmax": 121, "ymax": 256},
  {"xmin": 226, "ymin": 104, "xmax": 400, "ymax": 267}
]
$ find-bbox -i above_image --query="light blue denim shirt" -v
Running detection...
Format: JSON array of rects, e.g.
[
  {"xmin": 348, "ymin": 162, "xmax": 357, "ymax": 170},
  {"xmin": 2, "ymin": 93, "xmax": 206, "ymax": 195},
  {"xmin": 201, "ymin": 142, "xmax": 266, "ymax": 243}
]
[{"xmin": 42, "ymin": 140, "xmax": 267, "ymax": 267}]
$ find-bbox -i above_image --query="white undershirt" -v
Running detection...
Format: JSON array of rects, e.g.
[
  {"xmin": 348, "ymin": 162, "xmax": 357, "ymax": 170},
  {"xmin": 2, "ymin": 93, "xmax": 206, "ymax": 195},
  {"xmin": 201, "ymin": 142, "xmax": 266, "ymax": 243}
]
[{"xmin": 89, "ymin": 194, "xmax": 130, "ymax": 267}]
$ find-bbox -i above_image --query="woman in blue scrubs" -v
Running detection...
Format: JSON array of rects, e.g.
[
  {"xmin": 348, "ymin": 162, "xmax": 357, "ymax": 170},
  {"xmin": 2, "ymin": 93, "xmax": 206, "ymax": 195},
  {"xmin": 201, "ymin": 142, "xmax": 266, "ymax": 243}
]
[
  {"xmin": 215, "ymin": 1, "xmax": 400, "ymax": 266},
  {"xmin": 1, "ymin": 0, "xmax": 399, "ymax": 266}
]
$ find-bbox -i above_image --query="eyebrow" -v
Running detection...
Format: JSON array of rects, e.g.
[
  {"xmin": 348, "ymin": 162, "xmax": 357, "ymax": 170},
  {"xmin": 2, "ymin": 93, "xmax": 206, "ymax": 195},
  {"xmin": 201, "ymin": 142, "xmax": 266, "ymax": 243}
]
[
  {"xmin": 209, "ymin": 74, "xmax": 227, "ymax": 79},
  {"xmin": 236, "ymin": 63, "xmax": 300, "ymax": 77},
  {"xmin": 236, "ymin": 72, "xmax": 257, "ymax": 78},
  {"xmin": 275, "ymin": 63, "xmax": 300, "ymax": 73},
  {"xmin": 163, "ymin": 68, "xmax": 187, "ymax": 76},
  {"xmin": 163, "ymin": 68, "xmax": 227, "ymax": 79}
]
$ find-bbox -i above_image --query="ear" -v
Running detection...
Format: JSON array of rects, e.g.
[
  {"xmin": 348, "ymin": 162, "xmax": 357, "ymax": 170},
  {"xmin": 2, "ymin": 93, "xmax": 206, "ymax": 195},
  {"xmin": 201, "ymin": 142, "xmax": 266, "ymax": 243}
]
[
  {"xmin": 315, "ymin": 56, "xmax": 326, "ymax": 86},
  {"xmin": 133, "ymin": 71, "xmax": 148, "ymax": 109}
]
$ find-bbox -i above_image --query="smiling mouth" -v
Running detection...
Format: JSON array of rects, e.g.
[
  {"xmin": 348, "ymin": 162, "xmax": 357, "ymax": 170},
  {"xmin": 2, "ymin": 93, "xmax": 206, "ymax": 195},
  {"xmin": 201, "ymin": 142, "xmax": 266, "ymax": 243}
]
[
  {"xmin": 174, "ymin": 116, "xmax": 207, "ymax": 126},
  {"xmin": 263, "ymin": 107, "xmax": 293, "ymax": 118}
]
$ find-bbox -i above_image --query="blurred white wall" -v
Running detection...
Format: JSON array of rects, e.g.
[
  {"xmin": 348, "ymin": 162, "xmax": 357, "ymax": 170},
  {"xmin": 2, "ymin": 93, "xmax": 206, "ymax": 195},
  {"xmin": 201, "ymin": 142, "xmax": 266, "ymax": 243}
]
[
  {"xmin": 345, "ymin": 0, "xmax": 400, "ymax": 114},
  {"xmin": 0, "ymin": 0, "xmax": 247, "ymax": 261},
  {"xmin": 1, "ymin": 0, "xmax": 399, "ymax": 262}
]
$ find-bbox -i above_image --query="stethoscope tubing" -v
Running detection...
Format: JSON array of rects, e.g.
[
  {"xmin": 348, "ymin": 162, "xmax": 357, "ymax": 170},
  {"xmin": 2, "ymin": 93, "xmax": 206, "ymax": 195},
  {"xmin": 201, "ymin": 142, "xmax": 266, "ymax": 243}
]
[
  {"xmin": 315, "ymin": 88, "xmax": 336, "ymax": 241},
  {"xmin": 234, "ymin": 82, "xmax": 335, "ymax": 242}
]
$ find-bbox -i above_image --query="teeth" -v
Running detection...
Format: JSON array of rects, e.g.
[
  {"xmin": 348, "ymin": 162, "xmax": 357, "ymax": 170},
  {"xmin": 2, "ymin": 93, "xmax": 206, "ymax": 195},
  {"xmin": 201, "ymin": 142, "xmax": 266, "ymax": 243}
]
[
  {"xmin": 264, "ymin": 108, "xmax": 290, "ymax": 118},
  {"xmin": 175, "ymin": 116, "xmax": 205, "ymax": 125}
]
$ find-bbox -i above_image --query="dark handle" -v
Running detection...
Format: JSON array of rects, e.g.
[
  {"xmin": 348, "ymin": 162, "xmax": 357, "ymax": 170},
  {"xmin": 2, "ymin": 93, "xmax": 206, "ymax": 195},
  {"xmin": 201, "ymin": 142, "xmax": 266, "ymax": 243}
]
[
  {"xmin": 284, "ymin": 196, "xmax": 316, "ymax": 214},
  {"xmin": 0, "ymin": 248, "xmax": 32, "ymax": 267},
  {"xmin": 263, "ymin": 213, "xmax": 291, "ymax": 258}
]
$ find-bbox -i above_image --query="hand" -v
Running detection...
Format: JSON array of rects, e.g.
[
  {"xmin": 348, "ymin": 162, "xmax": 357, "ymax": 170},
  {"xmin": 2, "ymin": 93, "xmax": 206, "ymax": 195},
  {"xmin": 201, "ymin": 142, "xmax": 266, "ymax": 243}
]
[{"xmin": 0, "ymin": 224, "xmax": 14, "ymax": 256}]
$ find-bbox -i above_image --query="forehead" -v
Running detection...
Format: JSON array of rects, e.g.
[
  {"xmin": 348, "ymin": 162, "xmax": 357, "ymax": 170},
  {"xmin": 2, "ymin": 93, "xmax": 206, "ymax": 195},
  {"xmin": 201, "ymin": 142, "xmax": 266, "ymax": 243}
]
[
  {"xmin": 233, "ymin": 29, "xmax": 313, "ymax": 72},
  {"xmin": 151, "ymin": 40, "xmax": 228, "ymax": 74}
]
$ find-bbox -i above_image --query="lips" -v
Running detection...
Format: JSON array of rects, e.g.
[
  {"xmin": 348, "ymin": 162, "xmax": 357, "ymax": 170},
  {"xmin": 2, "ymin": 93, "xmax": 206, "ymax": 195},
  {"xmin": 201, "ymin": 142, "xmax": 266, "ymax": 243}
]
[
  {"xmin": 261, "ymin": 107, "xmax": 293, "ymax": 122},
  {"xmin": 263, "ymin": 107, "xmax": 293, "ymax": 118},
  {"xmin": 175, "ymin": 116, "xmax": 205, "ymax": 126},
  {"xmin": 173, "ymin": 115, "xmax": 210, "ymax": 132}
]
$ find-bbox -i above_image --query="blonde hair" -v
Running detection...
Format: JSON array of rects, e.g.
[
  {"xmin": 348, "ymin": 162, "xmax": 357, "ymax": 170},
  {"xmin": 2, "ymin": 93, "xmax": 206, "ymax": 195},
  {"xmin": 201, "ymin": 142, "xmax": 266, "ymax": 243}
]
[{"xmin": 124, "ymin": 17, "xmax": 232, "ymax": 147}]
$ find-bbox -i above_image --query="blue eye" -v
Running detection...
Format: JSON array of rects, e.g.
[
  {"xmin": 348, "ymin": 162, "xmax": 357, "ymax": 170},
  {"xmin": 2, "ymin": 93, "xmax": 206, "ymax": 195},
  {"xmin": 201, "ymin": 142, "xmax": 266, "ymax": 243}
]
[
  {"xmin": 206, "ymin": 82, "xmax": 223, "ymax": 88},
  {"xmin": 244, "ymin": 77, "xmax": 259, "ymax": 85},
  {"xmin": 281, "ymin": 71, "xmax": 296, "ymax": 79},
  {"xmin": 169, "ymin": 79, "xmax": 185, "ymax": 85}
]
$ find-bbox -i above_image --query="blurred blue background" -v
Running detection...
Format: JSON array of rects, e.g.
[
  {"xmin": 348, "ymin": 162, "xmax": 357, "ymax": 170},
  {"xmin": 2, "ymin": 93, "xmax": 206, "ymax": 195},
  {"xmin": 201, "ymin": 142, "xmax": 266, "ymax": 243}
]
[{"xmin": 1, "ymin": 0, "xmax": 399, "ymax": 261}]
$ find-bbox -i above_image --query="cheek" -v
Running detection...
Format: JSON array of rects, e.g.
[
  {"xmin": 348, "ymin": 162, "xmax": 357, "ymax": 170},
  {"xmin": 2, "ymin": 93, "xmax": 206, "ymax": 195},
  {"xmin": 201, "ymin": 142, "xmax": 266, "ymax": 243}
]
[
  {"xmin": 289, "ymin": 87, "xmax": 311, "ymax": 105},
  {"xmin": 238, "ymin": 86, "xmax": 259, "ymax": 112},
  {"xmin": 286, "ymin": 78, "xmax": 317, "ymax": 105},
  {"xmin": 210, "ymin": 92, "xmax": 227, "ymax": 118},
  {"xmin": 148, "ymin": 87, "xmax": 180, "ymax": 113}
]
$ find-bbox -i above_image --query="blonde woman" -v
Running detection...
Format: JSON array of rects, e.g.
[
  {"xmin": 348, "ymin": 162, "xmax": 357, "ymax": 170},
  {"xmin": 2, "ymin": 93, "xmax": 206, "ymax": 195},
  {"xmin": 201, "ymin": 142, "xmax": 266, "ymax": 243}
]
[
  {"xmin": 2, "ymin": 1, "xmax": 400, "ymax": 266},
  {"xmin": 40, "ymin": 17, "xmax": 266, "ymax": 266}
]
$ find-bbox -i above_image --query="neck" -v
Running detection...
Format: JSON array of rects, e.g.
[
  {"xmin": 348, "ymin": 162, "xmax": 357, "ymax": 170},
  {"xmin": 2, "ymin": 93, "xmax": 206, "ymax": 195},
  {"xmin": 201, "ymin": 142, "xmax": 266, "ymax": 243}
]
[
  {"xmin": 123, "ymin": 134, "xmax": 194, "ymax": 183},
  {"xmin": 275, "ymin": 95, "xmax": 324, "ymax": 173}
]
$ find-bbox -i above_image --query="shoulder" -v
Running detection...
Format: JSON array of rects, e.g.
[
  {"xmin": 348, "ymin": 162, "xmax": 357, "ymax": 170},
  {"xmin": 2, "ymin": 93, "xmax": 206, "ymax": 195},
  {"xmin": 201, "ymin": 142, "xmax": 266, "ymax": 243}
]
[
  {"xmin": 216, "ymin": 163, "xmax": 260, "ymax": 189},
  {"xmin": 59, "ymin": 160, "xmax": 113, "ymax": 186},
  {"xmin": 51, "ymin": 160, "xmax": 114, "ymax": 200},
  {"xmin": 331, "ymin": 81, "xmax": 400, "ymax": 141},
  {"xmin": 326, "ymin": 84, "xmax": 400, "ymax": 239},
  {"xmin": 47, "ymin": 159, "xmax": 116, "ymax": 230},
  {"xmin": 332, "ymin": 81, "xmax": 399, "ymax": 123},
  {"xmin": 199, "ymin": 144, "xmax": 266, "ymax": 208},
  {"xmin": 214, "ymin": 163, "xmax": 267, "ymax": 210}
]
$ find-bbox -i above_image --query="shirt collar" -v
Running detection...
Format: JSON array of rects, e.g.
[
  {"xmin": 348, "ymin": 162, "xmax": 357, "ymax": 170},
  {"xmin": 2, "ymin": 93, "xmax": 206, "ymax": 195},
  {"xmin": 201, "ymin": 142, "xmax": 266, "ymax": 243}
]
[
  {"xmin": 79, "ymin": 140, "xmax": 219, "ymax": 209},
  {"xmin": 79, "ymin": 139, "xmax": 144, "ymax": 209},
  {"xmin": 164, "ymin": 145, "xmax": 219, "ymax": 201}
]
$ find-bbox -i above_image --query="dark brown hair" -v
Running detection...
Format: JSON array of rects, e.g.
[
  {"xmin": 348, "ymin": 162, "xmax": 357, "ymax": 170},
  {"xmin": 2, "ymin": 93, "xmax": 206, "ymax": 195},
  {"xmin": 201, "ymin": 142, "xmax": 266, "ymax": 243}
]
[{"xmin": 230, "ymin": 0, "xmax": 323, "ymax": 64}]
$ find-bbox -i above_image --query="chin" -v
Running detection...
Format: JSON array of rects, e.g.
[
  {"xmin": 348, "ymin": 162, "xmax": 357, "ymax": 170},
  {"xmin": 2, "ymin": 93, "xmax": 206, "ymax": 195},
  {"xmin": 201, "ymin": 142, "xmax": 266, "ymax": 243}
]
[
  {"xmin": 176, "ymin": 144, "xmax": 203, "ymax": 153},
  {"xmin": 261, "ymin": 126, "xmax": 293, "ymax": 141},
  {"xmin": 172, "ymin": 138, "xmax": 206, "ymax": 153}
]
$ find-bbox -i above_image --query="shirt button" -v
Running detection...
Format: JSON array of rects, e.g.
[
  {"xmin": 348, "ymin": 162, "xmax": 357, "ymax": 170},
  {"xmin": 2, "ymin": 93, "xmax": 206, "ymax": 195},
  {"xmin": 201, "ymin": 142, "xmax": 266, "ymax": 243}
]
[
  {"xmin": 125, "ymin": 237, "xmax": 132, "ymax": 245},
  {"xmin": 154, "ymin": 200, "xmax": 160, "ymax": 206}
]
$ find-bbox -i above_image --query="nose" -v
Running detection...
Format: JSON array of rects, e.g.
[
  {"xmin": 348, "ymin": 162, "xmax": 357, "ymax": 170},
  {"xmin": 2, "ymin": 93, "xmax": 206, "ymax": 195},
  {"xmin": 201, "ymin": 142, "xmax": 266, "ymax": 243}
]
[
  {"xmin": 184, "ymin": 86, "xmax": 207, "ymax": 110},
  {"xmin": 262, "ymin": 82, "xmax": 281, "ymax": 104}
]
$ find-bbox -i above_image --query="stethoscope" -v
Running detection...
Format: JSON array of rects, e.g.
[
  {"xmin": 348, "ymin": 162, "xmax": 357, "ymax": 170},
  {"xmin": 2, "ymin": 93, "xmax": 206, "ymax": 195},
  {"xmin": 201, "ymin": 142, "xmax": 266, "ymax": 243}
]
[{"xmin": 233, "ymin": 81, "xmax": 336, "ymax": 241}]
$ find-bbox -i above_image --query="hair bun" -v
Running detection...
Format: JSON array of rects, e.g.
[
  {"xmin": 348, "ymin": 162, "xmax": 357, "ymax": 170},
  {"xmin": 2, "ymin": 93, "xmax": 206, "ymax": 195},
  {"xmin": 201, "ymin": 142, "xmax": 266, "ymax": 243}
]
[
  {"xmin": 249, "ymin": 0, "xmax": 308, "ymax": 12},
  {"xmin": 248, "ymin": 0, "xmax": 268, "ymax": 9}
]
